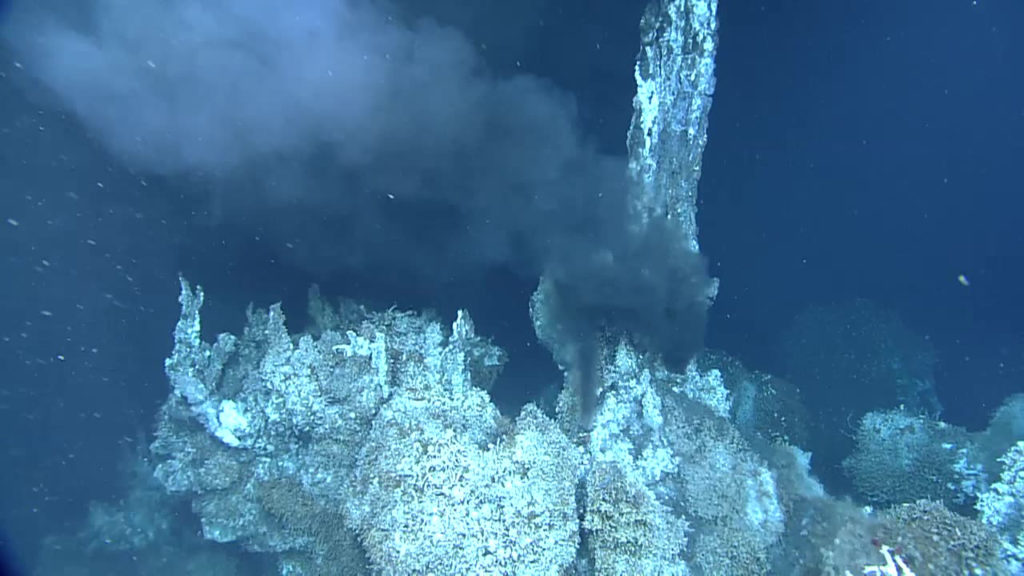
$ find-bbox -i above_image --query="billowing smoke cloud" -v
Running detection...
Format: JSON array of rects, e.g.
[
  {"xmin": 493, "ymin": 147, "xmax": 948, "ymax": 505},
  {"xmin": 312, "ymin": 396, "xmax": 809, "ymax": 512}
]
[{"xmin": 5, "ymin": 0, "xmax": 713, "ymax": 367}]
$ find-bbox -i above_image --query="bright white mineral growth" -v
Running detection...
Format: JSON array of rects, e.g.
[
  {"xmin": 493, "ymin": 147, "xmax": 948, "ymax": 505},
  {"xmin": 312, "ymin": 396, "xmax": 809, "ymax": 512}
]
[{"xmin": 214, "ymin": 399, "xmax": 248, "ymax": 447}]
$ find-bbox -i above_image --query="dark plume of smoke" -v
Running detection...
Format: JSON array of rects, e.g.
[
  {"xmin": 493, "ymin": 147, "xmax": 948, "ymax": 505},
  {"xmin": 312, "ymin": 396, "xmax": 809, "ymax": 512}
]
[{"xmin": 5, "ymin": 0, "xmax": 713, "ymax": 366}]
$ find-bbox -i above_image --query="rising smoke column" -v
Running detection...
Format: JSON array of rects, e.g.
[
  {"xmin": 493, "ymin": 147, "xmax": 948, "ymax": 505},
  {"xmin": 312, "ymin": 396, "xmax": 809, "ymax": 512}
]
[{"xmin": 5, "ymin": 0, "xmax": 714, "ymax": 372}]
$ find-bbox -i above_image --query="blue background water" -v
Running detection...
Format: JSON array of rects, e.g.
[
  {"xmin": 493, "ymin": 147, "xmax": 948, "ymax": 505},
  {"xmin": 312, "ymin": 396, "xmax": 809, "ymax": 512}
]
[{"xmin": 1, "ymin": 0, "xmax": 1022, "ymax": 570}]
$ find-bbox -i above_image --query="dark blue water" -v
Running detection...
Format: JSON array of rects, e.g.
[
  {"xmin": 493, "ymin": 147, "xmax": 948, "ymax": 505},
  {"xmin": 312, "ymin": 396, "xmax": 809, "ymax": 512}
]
[{"xmin": 702, "ymin": 1, "xmax": 1024, "ymax": 426}]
